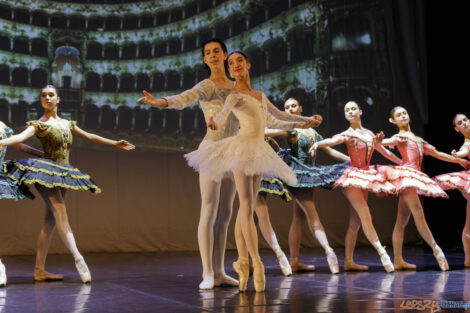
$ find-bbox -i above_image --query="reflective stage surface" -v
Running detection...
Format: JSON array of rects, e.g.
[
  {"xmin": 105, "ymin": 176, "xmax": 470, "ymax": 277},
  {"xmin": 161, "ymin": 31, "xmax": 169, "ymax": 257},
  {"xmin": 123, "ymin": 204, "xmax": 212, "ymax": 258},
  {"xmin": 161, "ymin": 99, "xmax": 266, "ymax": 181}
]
[{"xmin": 1, "ymin": 247, "xmax": 469, "ymax": 312}]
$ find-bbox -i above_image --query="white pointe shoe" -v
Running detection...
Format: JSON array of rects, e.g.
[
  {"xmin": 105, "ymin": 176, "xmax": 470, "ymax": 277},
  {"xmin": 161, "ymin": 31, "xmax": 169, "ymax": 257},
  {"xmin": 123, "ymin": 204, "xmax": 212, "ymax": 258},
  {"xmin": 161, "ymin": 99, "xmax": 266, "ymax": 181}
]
[
  {"xmin": 378, "ymin": 247, "xmax": 394, "ymax": 273},
  {"xmin": 0, "ymin": 260, "xmax": 6, "ymax": 287},
  {"xmin": 432, "ymin": 244, "xmax": 449, "ymax": 271},
  {"xmin": 74, "ymin": 256, "xmax": 91, "ymax": 283},
  {"xmin": 325, "ymin": 248, "xmax": 339, "ymax": 274},
  {"xmin": 199, "ymin": 274, "xmax": 215, "ymax": 290},
  {"xmin": 276, "ymin": 251, "xmax": 292, "ymax": 276}
]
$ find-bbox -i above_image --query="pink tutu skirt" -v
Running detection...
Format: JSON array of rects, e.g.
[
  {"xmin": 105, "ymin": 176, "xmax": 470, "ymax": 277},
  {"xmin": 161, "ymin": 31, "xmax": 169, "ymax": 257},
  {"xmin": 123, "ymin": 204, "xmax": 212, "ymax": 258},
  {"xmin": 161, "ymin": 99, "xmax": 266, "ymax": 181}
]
[
  {"xmin": 377, "ymin": 165, "xmax": 448, "ymax": 198},
  {"xmin": 434, "ymin": 170, "xmax": 470, "ymax": 196},
  {"xmin": 332, "ymin": 166, "xmax": 396, "ymax": 195}
]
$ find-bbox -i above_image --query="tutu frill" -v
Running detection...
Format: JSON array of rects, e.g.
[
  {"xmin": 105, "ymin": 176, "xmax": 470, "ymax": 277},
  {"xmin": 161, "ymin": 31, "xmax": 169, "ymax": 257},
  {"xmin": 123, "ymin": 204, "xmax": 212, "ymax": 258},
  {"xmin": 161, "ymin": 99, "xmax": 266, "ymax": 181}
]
[
  {"xmin": 4, "ymin": 158, "xmax": 101, "ymax": 194},
  {"xmin": 259, "ymin": 178, "xmax": 292, "ymax": 201},
  {"xmin": 434, "ymin": 170, "xmax": 470, "ymax": 196},
  {"xmin": 185, "ymin": 135, "xmax": 297, "ymax": 186},
  {"xmin": 0, "ymin": 173, "xmax": 34, "ymax": 200},
  {"xmin": 332, "ymin": 166, "xmax": 396, "ymax": 195},
  {"xmin": 377, "ymin": 165, "xmax": 448, "ymax": 198},
  {"xmin": 278, "ymin": 149, "xmax": 350, "ymax": 188}
]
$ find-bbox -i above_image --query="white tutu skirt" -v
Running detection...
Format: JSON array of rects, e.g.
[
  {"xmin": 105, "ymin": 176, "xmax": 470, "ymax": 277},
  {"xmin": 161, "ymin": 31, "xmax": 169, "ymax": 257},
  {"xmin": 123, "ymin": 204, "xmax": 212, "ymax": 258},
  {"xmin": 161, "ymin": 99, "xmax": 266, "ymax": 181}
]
[{"xmin": 185, "ymin": 135, "xmax": 297, "ymax": 185}]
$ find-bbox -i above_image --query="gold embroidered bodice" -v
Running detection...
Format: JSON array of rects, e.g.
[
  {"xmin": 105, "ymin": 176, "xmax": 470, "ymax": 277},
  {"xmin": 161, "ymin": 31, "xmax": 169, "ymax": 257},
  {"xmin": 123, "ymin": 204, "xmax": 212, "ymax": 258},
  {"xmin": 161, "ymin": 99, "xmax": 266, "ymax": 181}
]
[{"xmin": 27, "ymin": 120, "xmax": 76, "ymax": 164}]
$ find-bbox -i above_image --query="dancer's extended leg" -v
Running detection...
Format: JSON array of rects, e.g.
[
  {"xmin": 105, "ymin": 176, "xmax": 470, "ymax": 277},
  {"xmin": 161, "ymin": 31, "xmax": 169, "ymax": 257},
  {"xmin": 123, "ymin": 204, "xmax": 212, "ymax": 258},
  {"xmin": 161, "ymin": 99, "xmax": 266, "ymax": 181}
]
[
  {"xmin": 288, "ymin": 201, "xmax": 316, "ymax": 272},
  {"xmin": 35, "ymin": 185, "xmax": 91, "ymax": 282},
  {"xmin": 392, "ymin": 196, "xmax": 416, "ymax": 270},
  {"xmin": 255, "ymin": 194, "xmax": 291, "ymax": 276},
  {"xmin": 290, "ymin": 188, "xmax": 339, "ymax": 273},
  {"xmin": 342, "ymin": 187, "xmax": 393, "ymax": 272},
  {"xmin": 213, "ymin": 177, "xmax": 238, "ymax": 286},
  {"xmin": 198, "ymin": 173, "xmax": 222, "ymax": 289},
  {"xmin": 399, "ymin": 188, "xmax": 448, "ymax": 271},
  {"xmin": 463, "ymin": 193, "xmax": 470, "ymax": 267}
]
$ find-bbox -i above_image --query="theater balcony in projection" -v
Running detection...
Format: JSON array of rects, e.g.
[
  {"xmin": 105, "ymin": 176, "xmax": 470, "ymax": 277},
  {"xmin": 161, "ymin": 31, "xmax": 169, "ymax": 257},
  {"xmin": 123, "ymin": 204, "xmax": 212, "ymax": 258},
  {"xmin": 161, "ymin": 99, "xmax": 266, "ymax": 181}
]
[{"xmin": 52, "ymin": 46, "xmax": 83, "ymax": 119}]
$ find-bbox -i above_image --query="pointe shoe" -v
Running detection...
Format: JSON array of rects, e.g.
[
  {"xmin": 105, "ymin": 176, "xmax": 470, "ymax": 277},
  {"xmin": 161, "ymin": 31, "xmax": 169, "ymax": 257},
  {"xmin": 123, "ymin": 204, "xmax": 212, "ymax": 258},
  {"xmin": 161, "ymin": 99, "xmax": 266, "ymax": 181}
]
[
  {"xmin": 275, "ymin": 250, "xmax": 292, "ymax": 276},
  {"xmin": 74, "ymin": 256, "xmax": 92, "ymax": 283},
  {"xmin": 34, "ymin": 267, "xmax": 64, "ymax": 282},
  {"xmin": 0, "ymin": 260, "xmax": 6, "ymax": 287},
  {"xmin": 232, "ymin": 258, "xmax": 249, "ymax": 292},
  {"xmin": 252, "ymin": 259, "xmax": 265, "ymax": 292},
  {"xmin": 290, "ymin": 257, "xmax": 316, "ymax": 272},
  {"xmin": 432, "ymin": 244, "xmax": 449, "ymax": 271},
  {"xmin": 325, "ymin": 248, "xmax": 339, "ymax": 274},
  {"xmin": 377, "ymin": 246, "xmax": 394, "ymax": 273}
]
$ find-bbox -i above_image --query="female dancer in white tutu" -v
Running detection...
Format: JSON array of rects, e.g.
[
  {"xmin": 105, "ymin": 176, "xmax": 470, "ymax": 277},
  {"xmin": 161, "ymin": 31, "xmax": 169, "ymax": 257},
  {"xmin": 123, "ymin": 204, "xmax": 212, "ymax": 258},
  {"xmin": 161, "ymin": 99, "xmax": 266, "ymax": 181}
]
[
  {"xmin": 310, "ymin": 101, "xmax": 399, "ymax": 272},
  {"xmin": 138, "ymin": 39, "xmax": 239, "ymax": 289},
  {"xmin": 185, "ymin": 51, "xmax": 319, "ymax": 292},
  {"xmin": 435, "ymin": 113, "xmax": 470, "ymax": 267},
  {"xmin": 378, "ymin": 108, "xmax": 469, "ymax": 270}
]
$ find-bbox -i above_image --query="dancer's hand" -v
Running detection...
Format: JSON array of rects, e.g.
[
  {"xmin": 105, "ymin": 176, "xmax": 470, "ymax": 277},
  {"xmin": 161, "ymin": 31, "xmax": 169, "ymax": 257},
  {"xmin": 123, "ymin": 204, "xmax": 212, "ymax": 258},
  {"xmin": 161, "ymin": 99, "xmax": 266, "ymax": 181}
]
[
  {"xmin": 308, "ymin": 142, "xmax": 319, "ymax": 156},
  {"xmin": 115, "ymin": 140, "xmax": 135, "ymax": 151},
  {"xmin": 207, "ymin": 117, "xmax": 218, "ymax": 130},
  {"xmin": 451, "ymin": 149, "xmax": 458, "ymax": 158},
  {"xmin": 137, "ymin": 90, "xmax": 168, "ymax": 107},
  {"xmin": 312, "ymin": 114, "xmax": 323, "ymax": 127},
  {"xmin": 375, "ymin": 131, "xmax": 385, "ymax": 143}
]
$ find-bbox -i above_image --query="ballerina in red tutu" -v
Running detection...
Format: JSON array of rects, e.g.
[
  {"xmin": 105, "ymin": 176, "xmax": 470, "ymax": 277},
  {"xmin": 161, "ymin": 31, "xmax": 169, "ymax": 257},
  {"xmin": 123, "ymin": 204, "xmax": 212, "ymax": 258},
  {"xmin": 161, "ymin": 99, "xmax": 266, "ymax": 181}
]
[
  {"xmin": 310, "ymin": 101, "xmax": 400, "ymax": 272},
  {"xmin": 377, "ymin": 107, "xmax": 470, "ymax": 271},
  {"xmin": 435, "ymin": 113, "xmax": 470, "ymax": 267}
]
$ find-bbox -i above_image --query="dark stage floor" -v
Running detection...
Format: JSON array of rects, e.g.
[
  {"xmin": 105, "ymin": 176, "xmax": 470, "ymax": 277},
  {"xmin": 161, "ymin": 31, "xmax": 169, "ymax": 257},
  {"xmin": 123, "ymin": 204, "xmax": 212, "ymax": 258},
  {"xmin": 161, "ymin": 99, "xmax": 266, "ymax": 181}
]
[{"xmin": 1, "ymin": 247, "xmax": 469, "ymax": 313}]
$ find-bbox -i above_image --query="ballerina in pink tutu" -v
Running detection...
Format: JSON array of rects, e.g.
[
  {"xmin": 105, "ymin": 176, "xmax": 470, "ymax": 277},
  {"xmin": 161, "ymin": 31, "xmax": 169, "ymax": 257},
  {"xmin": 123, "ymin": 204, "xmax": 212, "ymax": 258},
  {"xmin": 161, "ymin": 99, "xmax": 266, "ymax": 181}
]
[
  {"xmin": 435, "ymin": 113, "xmax": 470, "ymax": 267},
  {"xmin": 377, "ymin": 107, "xmax": 470, "ymax": 271},
  {"xmin": 310, "ymin": 101, "xmax": 400, "ymax": 272}
]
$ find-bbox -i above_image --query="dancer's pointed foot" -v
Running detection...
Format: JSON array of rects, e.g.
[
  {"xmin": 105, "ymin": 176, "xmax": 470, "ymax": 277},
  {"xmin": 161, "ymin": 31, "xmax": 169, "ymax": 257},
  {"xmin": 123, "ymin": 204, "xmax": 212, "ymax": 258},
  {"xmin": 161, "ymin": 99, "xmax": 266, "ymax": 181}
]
[
  {"xmin": 290, "ymin": 257, "xmax": 315, "ymax": 272},
  {"xmin": 344, "ymin": 261, "xmax": 369, "ymax": 271},
  {"xmin": 394, "ymin": 259, "xmax": 417, "ymax": 271},
  {"xmin": 199, "ymin": 273, "xmax": 215, "ymax": 290},
  {"xmin": 432, "ymin": 244, "xmax": 449, "ymax": 271},
  {"xmin": 214, "ymin": 274, "xmax": 238, "ymax": 287},
  {"xmin": 377, "ymin": 247, "xmax": 394, "ymax": 273},
  {"xmin": 74, "ymin": 256, "xmax": 91, "ymax": 283},
  {"xmin": 232, "ymin": 258, "xmax": 249, "ymax": 292},
  {"xmin": 34, "ymin": 267, "xmax": 64, "ymax": 282},
  {"xmin": 252, "ymin": 259, "xmax": 265, "ymax": 292},
  {"xmin": 325, "ymin": 248, "xmax": 339, "ymax": 274},
  {"xmin": 275, "ymin": 250, "xmax": 292, "ymax": 276},
  {"xmin": 0, "ymin": 260, "xmax": 6, "ymax": 287}
]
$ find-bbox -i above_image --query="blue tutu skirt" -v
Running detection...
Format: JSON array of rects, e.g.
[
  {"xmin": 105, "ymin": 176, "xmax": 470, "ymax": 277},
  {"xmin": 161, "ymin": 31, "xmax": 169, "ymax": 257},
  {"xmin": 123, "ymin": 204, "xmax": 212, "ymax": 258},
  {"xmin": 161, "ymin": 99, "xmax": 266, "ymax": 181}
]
[
  {"xmin": 0, "ymin": 172, "xmax": 34, "ymax": 200},
  {"xmin": 3, "ymin": 158, "xmax": 101, "ymax": 194},
  {"xmin": 260, "ymin": 150, "xmax": 350, "ymax": 199},
  {"xmin": 278, "ymin": 150, "xmax": 350, "ymax": 188}
]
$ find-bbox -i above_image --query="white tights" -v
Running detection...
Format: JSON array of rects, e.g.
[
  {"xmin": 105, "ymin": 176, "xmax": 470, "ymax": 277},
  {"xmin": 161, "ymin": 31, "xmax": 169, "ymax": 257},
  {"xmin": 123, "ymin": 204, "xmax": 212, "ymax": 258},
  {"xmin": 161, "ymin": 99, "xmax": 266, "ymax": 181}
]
[
  {"xmin": 233, "ymin": 170, "xmax": 261, "ymax": 262},
  {"xmin": 198, "ymin": 173, "xmax": 236, "ymax": 283}
]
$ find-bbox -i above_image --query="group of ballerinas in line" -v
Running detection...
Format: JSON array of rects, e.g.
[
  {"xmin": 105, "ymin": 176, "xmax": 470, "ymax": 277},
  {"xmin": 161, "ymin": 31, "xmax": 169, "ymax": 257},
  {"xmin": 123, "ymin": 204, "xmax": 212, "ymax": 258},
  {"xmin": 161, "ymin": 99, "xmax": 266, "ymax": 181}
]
[{"xmin": 0, "ymin": 38, "xmax": 469, "ymax": 294}]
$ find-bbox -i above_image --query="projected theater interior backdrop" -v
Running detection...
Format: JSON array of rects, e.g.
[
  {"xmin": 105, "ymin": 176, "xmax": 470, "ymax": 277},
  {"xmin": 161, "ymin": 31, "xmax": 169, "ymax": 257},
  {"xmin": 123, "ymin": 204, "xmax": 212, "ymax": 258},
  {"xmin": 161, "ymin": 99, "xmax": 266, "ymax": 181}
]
[{"xmin": 0, "ymin": 0, "xmax": 402, "ymax": 152}]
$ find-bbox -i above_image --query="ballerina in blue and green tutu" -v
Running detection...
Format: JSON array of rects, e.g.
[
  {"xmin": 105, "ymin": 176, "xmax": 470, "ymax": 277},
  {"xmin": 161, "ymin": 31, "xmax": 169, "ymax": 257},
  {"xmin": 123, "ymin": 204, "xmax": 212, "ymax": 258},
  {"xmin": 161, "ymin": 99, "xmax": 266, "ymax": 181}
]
[
  {"xmin": 256, "ymin": 98, "xmax": 350, "ymax": 274},
  {"xmin": 1, "ymin": 120, "xmax": 45, "ymax": 286},
  {"xmin": 0, "ymin": 85, "xmax": 135, "ymax": 284}
]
